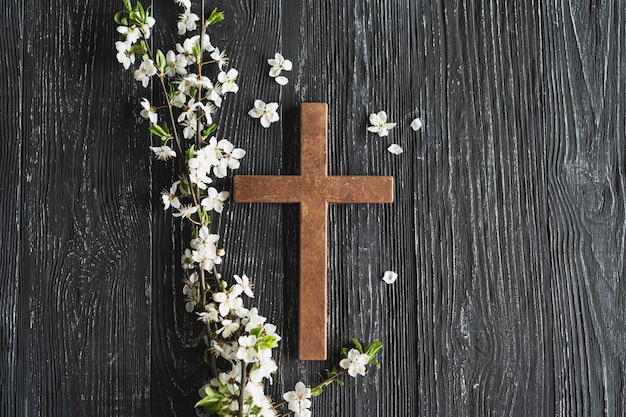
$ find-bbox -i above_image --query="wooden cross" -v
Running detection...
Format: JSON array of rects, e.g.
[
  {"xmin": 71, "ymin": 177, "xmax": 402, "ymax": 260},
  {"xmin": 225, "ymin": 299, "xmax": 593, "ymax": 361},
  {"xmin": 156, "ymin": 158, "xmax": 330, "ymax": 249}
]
[{"xmin": 234, "ymin": 103, "xmax": 394, "ymax": 360}]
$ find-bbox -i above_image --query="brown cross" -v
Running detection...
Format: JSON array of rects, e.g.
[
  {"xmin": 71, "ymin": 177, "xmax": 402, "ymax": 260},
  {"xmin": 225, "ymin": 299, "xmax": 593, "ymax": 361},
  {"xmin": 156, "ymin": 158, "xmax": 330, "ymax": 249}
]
[{"xmin": 234, "ymin": 103, "xmax": 394, "ymax": 360}]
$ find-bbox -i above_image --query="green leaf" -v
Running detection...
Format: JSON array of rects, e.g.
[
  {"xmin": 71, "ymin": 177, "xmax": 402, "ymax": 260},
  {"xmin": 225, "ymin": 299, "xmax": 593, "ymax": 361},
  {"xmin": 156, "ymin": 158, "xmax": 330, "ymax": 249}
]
[
  {"xmin": 129, "ymin": 43, "xmax": 146, "ymax": 55},
  {"xmin": 336, "ymin": 379, "xmax": 345, "ymax": 387},
  {"xmin": 202, "ymin": 124, "xmax": 217, "ymax": 137},
  {"xmin": 351, "ymin": 338, "xmax": 364, "ymax": 353},
  {"xmin": 185, "ymin": 145, "xmax": 196, "ymax": 161},
  {"xmin": 155, "ymin": 49, "xmax": 167, "ymax": 74},
  {"xmin": 249, "ymin": 326, "xmax": 263, "ymax": 338},
  {"xmin": 122, "ymin": 0, "xmax": 132, "ymax": 12},
  {"xmin": 365, "ymin": 339, "xmax": 383, "ymax": 361},
  {"xmin": 149, "ymin": 124, "xmax": 168, "ymax": 138},
  {"xmin": 198, "ymin": 207, "xmax": 211, "ymax": 225},
  {"xmin": 114, "ymin": 11, "xmax": 128, "ymax": 25},
  {"xmin": 195, "ymin": 385, "xmax": 222, "ymax": 409},
  {"xmin": 192, "ymin": 43, "xmax": 202, "ymax": 62},
  {"xmin": 311, "ymin": 386, "xmax": 323, "ymax": 397},
  {"xmin": 257, "ymin": 335, "xmax": 279, "ymax": 350},
  {"xmin": 207, "ymin": 8, "xmax": 225, "ymax": 25},
  {"xmin": 340, "ymin": 347, "xmax": 348, "ymax": 357},
  {"xmin": 135, "ymin": 1, "xmax": 146, "ymax": 21}
]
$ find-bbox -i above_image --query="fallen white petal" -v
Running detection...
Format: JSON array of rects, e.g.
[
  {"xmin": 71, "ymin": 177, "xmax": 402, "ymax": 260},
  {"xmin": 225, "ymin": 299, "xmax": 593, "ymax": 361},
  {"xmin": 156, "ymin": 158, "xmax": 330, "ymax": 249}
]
[
  {"xmin": 382, "ymin": 271, "xmax": 398, "ymax": 284},
  {"xmin": 387, "ymin": 144, "xmax": 403, "ymax": 155},
  {"xmin": 411, "ymin": 117, "xmax": 423, "ymax": 131},
  {"xmin": 275, "ymin": 76, "xmax": 289, "ymax": 85}
]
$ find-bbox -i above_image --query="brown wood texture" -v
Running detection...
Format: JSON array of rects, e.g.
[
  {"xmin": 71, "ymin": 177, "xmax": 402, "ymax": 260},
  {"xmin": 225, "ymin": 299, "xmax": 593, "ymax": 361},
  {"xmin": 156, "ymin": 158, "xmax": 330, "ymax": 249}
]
[
  {"xmin": 2, "ymin": 0, "xmax": 626, "ymax": 416},
  {"xmin": 234, "ymin": 103, "xmax": 393, "ymax": 360}
]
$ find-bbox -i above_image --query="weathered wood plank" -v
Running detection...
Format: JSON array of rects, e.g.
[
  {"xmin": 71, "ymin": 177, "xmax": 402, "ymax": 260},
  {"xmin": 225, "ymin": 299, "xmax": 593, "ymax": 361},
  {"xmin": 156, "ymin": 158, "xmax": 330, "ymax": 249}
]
[
  {"xmin": 0, "ymin": 1, "xmax": 23, "ymax": 416},
  {"xmin": 546, "ymin": 1, "xmax": 626, "ymax": 416},
  {"xmin": 17, "ymin": 0, "xmax": 152, "ymax": 415}
]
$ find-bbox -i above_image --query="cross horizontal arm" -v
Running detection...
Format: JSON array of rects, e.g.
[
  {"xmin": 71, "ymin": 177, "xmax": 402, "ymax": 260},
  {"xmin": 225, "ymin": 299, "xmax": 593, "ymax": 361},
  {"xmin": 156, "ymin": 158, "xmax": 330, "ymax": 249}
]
[
  {"xmin": 322, "ymin": 176, "xmax": 394, "ymax": 203},
  {"xmin": 234, "ymin": 176, "xmax": 306, "ymax": 203}
]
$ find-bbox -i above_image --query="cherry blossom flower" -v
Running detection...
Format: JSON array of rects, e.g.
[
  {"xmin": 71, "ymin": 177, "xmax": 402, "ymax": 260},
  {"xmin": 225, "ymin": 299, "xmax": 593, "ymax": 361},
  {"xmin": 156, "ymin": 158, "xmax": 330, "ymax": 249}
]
[
  {"xmin": 184, "ymin": 73, "xmax": 214, "ymax": 90},
  {"xmin": 165, "ymin": 50, "xmax": 188, "ymax": 77},
  {"xmin": 248, "ymin": 100, "xmax": 280, "ymax": 128},
  {"xmin": 411, "ymin": 117, "xmax": 423, "ymax": 131},
  {"xmin": 173, "ymin": 204, "xmax": 198, "ymax": 219},
  {"xmin": 382, "ymin": 270, "xmax": 398, "ymax": 284},
  {"xmin": 243, "ymin": 307, "xmax": 266, "ymax": 332},
  {"xmin": 161, "ymin": 181, "xmax": 181, "ymax": 210},
  {"xmin": 367, "ymin": 111, "xmax": 396, "ymax": 137},
  {"xmin": 283, "ymin": 382, "xmax": 312, "ymax": 417},
  {"xmin": 217, "ymin": 319, "xmax": 240, "ymax": 338},
  {"xmin": 268, "ymin": 52, "xmax": 292, "ymax": 85},
  {"xmin": 218, "ymin": 68, "xmax": 239, "ymax": 93},
  {"xmin": 134, "ymin": 58, "xmax": 157, "ymax": 88},
  {"xmin": 138, "ymin": 16, "xmax": 156, "ymax": 39},
  {"xmin": 177, "ymin": 10, "xmax": 199, "ymax": 35},
  {"xmin": 201, "ymin": 187, "xmax": 230, "ymax": 213},
  {"xmin": 387, "ymin": 144, "xmax": 403, "ymax": 155},
  {"xmin": 213, "ymin": 289, "xmax": 244, "ymax": 317},
  {"xmin": 140, "ymin": 98, "xmax": 158, "ymax": 124},
  {"xmin": 210, "ymin": 48, "xmax": 229, "ymax": 71},
  {"xmin": 339, "ymin": 348, "xmax": 370, "ymax": 377},
  {"xmin": 236, "ymin": 335, "xmax": 258, "ymax": 363},
  {"xmin": 117, "ymin": 25, "xmax": 141, "ymax": 44},
  {"xmin": 115, "ymin": 41, "xmax": 135, "ymax": 69},
  {"xmin": 181, "ymin": 249, "xmax": 194, "ymax": 269},
  {"xmin": 149, "ymin": 145, "xmax": 176, "ymax": 161},
  {"xmin": 234, "ymin": 274, "xmax": 254, "ymax": 298},
  {"xmin": 218, "ymin": 139, "xmax": 246, "ymax": 169}
]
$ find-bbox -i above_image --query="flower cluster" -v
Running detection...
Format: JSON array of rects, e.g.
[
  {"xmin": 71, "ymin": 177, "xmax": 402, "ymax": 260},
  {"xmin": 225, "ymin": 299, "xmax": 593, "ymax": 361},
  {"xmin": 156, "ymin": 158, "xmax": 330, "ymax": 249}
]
[
  {"xmin": 367, "ymin": 110, "xmax": 423, "ymax": 156},
  {"xmin": 115, "ymin": 2, "xmax": 383, "ymax": 416}
]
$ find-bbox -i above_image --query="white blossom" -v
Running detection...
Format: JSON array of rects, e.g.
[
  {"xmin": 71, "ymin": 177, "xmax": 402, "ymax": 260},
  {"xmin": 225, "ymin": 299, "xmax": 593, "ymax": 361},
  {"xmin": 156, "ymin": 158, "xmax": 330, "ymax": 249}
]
[
  {"xmin": 234, "ymin": 274, "xmax": 254, "ymax": 298},
  {"xmin": 218, "ymin": 68, "xmax": 239, "ymax": 93},
  {"xmin": 134, "ymin": 58, "xmax": 157, "ymax": 88},
  {"xmin": 218, "ymin": 139, "xmax": 246, "ymax": 170},
  {"xmin": 115, "ymin": 41, "xmax": 135, "ymax": 69},
  {"xmin": 275, "ymin": 75, "xmax": 289, "ymax": 86},
  {"xmin": 217, "ymin": 319, "xmax": 240, "ymax": 338},
  {"xmin": 173, "ymin": 204, "xmax": 198, "ymax": 219},
  {"xmin": 387, "ymin": 144, "xmax": 403, "ymax": 155},
  {"xmin": 237, "ymin": 335, "xmax": 258, "ymax": 363},
  {"xmin": 201, "ymin": 187, "xmax": 230, "ymax": 214},
  {"xmin": 283, "ymin": 382, "xmax": 312, "ymax": 417},
  {"xmin": 177, "ymin": 10, "xmax": 199, "ymax": 35},
  {"xmin": 161, "ymin": 181, "xmax": 181, "ymax": 210},
  {"xmin": 243, "ymin": 307, "xmax": 266, "ymax": 332},
  {"xmin": 248, "ymin": 100, "xmax": 280, "ymax": 128},
  {"xmin": 149, "ymin": 145, "xmax": 176, "ymax": 161},
  {"xmin": 367, "ymin": 111, "xmax": 396, "ymax": 137},
  {"xmin": 117, "ymin": 25, "xmax": 141, "ymax": 44},
  {"xmin": 165, "ymin": 50, "xmax": 188, "ymax": 77},
  {"xmin": 181, "ymin": 249, "xmax": 194, "ymax": 269},
  {"xmin": 140, "ymin": 98, "xmax": 158, "ymax": 124},
  {"xmin": 210, "ymin": 48, "xmax": 229, "ymax": 71},
  {"xmin": 268, "ymin": 52, "xmax": 292, "ymax": 79},
  {"xmin": 339, "ymin": 348, "xmax": 370, "ymax": 377},
  {"xmin": 139, "ymin": 16, "xmax": 156, "ymax": 39}
]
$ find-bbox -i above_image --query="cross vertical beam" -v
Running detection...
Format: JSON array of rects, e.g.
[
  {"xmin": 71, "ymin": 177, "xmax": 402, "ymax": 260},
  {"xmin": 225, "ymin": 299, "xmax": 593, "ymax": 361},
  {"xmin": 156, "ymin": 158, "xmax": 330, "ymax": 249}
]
[{"xmin": 234, "ymin": 103, "xmax": 393, "ymax": 360}]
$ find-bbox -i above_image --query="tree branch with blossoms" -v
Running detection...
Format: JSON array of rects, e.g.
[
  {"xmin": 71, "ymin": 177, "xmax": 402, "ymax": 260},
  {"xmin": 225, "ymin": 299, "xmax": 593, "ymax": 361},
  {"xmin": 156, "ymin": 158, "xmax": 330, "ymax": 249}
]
[{"xmin": 114, "ymin": 2, "xmax": 382, "ymax": 416}]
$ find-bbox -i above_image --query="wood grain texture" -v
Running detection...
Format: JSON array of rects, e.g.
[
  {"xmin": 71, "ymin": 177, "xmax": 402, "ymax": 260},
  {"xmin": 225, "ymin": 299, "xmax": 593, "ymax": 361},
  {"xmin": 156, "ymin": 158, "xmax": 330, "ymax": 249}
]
[
  {"xmin": 2, "ymin": 0, "xmax": 625, "ymax": 416},
  {"xmin": 0, "ymin": 1, "xmax": 23, "ymax": 416},
  {"xmin": 14, "ymin": 0, "xmax": 152, "ymax": 416}
]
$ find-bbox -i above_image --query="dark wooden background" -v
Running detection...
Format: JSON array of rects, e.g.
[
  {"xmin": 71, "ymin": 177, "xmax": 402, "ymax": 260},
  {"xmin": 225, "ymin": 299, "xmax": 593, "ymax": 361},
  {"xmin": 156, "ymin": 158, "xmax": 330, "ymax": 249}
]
[{"xmin": 2, "ymin": 0, "xmax": 626, "ymax": 416}]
